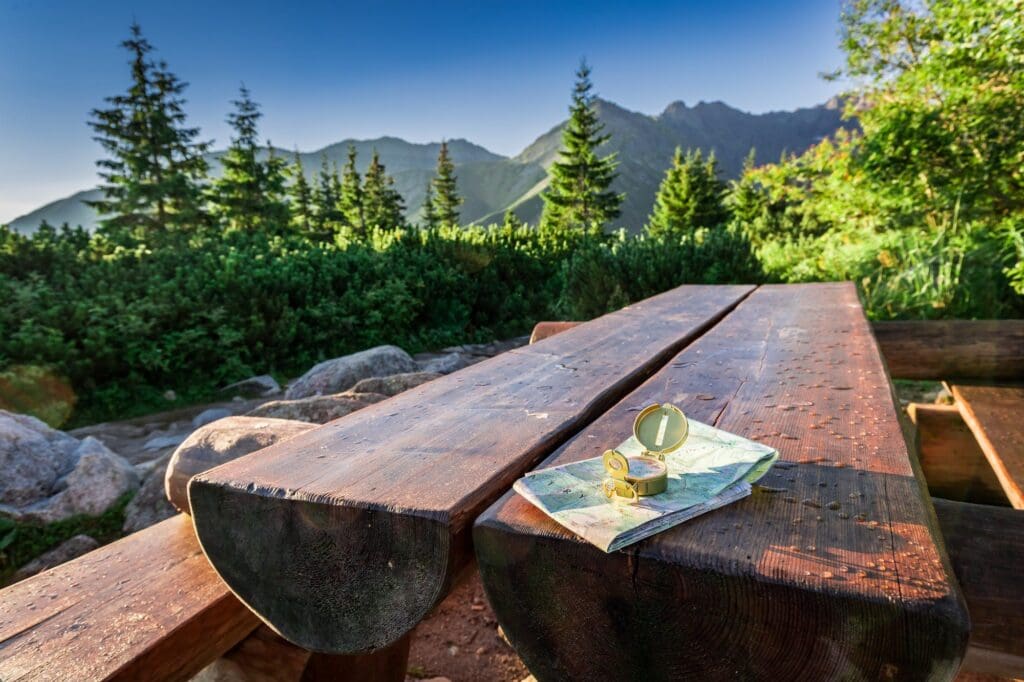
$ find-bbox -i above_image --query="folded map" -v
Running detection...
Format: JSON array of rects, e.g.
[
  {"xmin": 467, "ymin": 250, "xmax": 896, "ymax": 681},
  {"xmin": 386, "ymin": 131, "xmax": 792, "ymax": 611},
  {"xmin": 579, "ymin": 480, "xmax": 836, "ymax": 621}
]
[{"xmin": 514, "ymin": 418, "xmax": 778, "ymax": 552}]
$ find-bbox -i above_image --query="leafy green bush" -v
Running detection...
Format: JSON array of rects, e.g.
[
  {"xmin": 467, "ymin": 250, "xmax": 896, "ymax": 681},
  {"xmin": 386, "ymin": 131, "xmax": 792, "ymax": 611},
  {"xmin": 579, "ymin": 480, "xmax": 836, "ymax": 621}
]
[{"xmin": 0, "ymin": 222, "xmax": 762, "ymax": 426}]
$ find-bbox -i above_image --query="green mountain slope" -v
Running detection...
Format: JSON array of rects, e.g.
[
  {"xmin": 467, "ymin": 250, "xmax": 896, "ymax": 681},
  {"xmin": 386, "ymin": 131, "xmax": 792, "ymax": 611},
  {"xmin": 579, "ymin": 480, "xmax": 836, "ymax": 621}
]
[{"xmin": 8, "ymin": 98, "xmax": 846, "ymax": 234}]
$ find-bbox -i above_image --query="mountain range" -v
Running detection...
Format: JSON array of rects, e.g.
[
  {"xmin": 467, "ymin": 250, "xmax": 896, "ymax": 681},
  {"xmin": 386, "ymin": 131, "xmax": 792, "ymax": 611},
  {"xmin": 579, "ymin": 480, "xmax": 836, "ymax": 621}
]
[{"xmin": 8, "ymin": 98, "xmax": 847, "ymax": 234}]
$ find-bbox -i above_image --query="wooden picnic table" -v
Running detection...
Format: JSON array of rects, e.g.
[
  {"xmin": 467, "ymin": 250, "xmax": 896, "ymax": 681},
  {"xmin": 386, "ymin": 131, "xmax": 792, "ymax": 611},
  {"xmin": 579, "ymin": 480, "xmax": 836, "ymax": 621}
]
[{"xmin": 476, "ymin": 283, "xmax": 969, "ymax": 680}]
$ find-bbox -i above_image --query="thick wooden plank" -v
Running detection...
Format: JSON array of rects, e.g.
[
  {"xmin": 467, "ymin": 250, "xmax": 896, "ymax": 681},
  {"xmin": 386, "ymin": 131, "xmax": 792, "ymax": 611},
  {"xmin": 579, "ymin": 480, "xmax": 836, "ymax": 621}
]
[
  {"xmin": 934, "ymin": 499, "xmax": 1024, "ymax": 679},
  {"xmin": 950, "ymin": 384, "xmax": 1024, "ymax": 509},
  {"xmin": 0, "ymin": 515, "xmax": 259, "ymax": 681},
  {"xmin": 908, "ymin": 403, "xmax": 1009, "ymax": 506},
  {"xmin": 873, "ymin": 320, "xmax": 1024, "ymax": 381},
  {"xmin": 475, "ymin": 283, "xmax": 969, "ymax": 681},
  {"xmin": 189, "ymin": 284, "xmax": 754, "ymax": 654}
]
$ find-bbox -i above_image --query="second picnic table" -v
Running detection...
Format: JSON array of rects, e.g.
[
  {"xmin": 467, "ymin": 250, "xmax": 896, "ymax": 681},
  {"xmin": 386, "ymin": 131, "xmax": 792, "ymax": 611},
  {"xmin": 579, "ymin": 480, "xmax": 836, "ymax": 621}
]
[{"xmin": 188, "ymin": 282, "xmax": 968, "ymax": 680}]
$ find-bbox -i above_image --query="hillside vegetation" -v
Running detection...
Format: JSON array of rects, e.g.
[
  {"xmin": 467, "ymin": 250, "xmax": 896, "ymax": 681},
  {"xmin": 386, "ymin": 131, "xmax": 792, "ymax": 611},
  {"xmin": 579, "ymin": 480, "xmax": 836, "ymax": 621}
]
[{"xmin": 1, "ymin": 0, "xmax": 1021, "ymax": 427}]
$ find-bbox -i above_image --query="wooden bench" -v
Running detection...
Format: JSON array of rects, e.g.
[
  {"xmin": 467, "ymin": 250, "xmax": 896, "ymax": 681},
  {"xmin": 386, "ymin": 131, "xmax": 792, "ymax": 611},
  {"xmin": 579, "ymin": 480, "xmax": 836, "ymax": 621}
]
[
  {"xmin": 187, "ymin": 284, "xmax": 754, "ymax": 653},
  {"xmin": 475, "ymin": 283, "xmax": 969, "ymax": 680},
  {"xmin": 0, "ymin": 515, "xmax": 258, "ymax": 681},
  {"xmin": 948, "ymin": 384, "xmax": 1024, "ymax": 509},
  {"xmin": 0, "ymin": 515, "xmax": 411, "ymax": 681}
]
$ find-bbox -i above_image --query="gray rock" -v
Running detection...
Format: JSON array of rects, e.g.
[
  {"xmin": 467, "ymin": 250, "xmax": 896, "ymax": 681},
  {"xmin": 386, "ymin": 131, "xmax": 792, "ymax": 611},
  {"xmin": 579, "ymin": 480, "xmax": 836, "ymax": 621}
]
[
  {"xmin": 165, "ymin": 416, "xmax": 318, "ymax": 512},
  {"xmin": 350, "ymin": 371, "xmax": 442, "ymax": 397},
  {"xmin": 220, "ymin": 374, "xmax": 281, "ymax": 398},
  {"xmin": 13, "ymin": 534, "xmax": 99, "ymax": 581},
  {"xmin": 246, "ymin": 392, "xmax": 387, "ymax": 425},
  {"xmin": 142, "ymin": 433, "xmax": 188, "ymax": 451},
  {"xmin": 163, "ymin": 390, "xmax": 177, "ymax": 401},
  {"xmin": 123, "ymin": 452, "xmax": 176, "ymax": 533},
  {"xmin": 14, "ymin": 437, "xmax": 139, "ymax": 524},
  {"xmin": 0, "ymin": 411, "xmax": 139, "ymax": 524},
  {"xmin": 285, "ymin": 345, "xmax": 418, "ymax": 399},
  {"xmin": 0, "ymin": 410, "xmax": 79, "ymax": 508},
  {"xmin": 417, "ymin": 352, "xmax": 479, "ymax": 375},
  {"xmin": 191, "ymin": 407, "xmax": 233, "ymax": 429}
]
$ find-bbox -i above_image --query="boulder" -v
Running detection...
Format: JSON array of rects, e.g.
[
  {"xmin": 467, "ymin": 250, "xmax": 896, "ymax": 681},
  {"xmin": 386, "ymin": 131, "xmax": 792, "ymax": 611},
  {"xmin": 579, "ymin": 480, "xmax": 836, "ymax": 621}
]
[
  {"xmin": 284, "ymin": 345, "xmax": 418, "ymax": 399},
  {"xmin": 247, "ymin": 392, "xmax": 387, "ymax": 425},
  {"xmin": 0, "ymin": 410, "xmax": 79, "ymax": 508},
  {"xmin": 191, "ymin": 407, "xmax": 233, "ymax": 429},
  {"xmin": 221, "ymin": 374, "xmax": 281, "ymax": 399},
  {"xmin": 417, "ymin": 352, "xmax": 479, "ymax": 375},
  {"xmin": 165, "ymin": 416, "xmax": 318, "ymax": 512},
  {"xmin": 122, "ymin": 452, "xmax": 176, "ymax": 533},
  {"xmin": 14, "ymin": 437, "xmax": 139, "ymax": 524},
  {"xmin": 350, "ymin": 371, "xmax": 442, "ymax": 397},
  {"xmin": 0, "ymin": 410, "xmax": 139, "ymax": 524},
  {"xmin": 12, "ymin": 534, "xmax": 99, "ymax": 582}
]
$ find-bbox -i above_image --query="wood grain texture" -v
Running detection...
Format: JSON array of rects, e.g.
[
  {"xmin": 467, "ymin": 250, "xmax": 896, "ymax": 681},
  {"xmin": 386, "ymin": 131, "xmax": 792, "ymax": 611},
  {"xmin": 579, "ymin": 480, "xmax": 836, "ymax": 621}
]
[
  {"xmin": 0, "ymin": 515, "xmax": 259, "ymax": 682},
  {"xmin": 950, "ymin": 384, "xmax": 1024, "ymax": 509},
  {"xmin": 188, "ymin": 284, "xmax": 754, "ymax": 654},
  {"xmin": 475, "ymin": 283, "xmax": 969, "ymax": 681},
  {"xmin": 529, "ymin": 321, "xmax": 582, "ymax": 344},
  {"xmin": 873, "ymin": 320, "xmax": 1024, "ymax": 381},
  {"xmin": 935, "ymin": 499, "xmax": 1024, "ymax": 679},
  {"xmin": 908, "ymin": 403, "xmax": 1009, "ymax": 506}
]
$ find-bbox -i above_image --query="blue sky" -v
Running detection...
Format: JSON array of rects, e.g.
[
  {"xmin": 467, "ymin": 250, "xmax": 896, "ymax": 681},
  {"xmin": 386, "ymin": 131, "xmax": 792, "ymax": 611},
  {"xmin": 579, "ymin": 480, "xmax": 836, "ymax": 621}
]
[{"xmin": 0, "ymin": 0, "xmax": 844, "ymax": 223}]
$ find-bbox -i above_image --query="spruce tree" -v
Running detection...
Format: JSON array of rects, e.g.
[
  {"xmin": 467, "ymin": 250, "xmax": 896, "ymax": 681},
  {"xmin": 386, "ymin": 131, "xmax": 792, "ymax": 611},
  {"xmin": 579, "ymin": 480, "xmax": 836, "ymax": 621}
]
[
  {"xmin": 208, "ymin": 86, "xmax": 290, "ymax": 233},
  {"xmin": 89, "ymin": 23, "xmax": 210, "ymax": 238},
  {"xmin": 289, "ymin": 152, "xmax": 314, "ymax": 234},
  {"xmin": 725, "ymin": 148, "xmax": 766, "ymax": 230},
  {"xmin": 540, "ymin": 61, "xmax": 622, "ymax": 235},
  {"xmin": 338, "ymin": 145, "xmax": 364, "ymax": 236},
  {"xmin": 645, "ymin": 148, "xmax": 728, "ymax": 239},
  {"xmin": 312, "ymin": 154, "xmax": 342, "ymax": 232},
  {"xmin": 421, "ymin": 181, "xmax": 439, "ymax": 229},
  {"xmin": 361, "ymin": 150, "xmax": 405, "ymax": 231},
  {"xmin": 430, "ymin": 140, "xmax": 462, "ymax": 227}
]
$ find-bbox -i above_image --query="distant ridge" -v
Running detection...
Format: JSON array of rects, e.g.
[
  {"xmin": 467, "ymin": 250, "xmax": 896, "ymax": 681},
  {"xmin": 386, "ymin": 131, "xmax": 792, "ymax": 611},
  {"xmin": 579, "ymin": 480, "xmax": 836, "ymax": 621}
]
[{"xmin": 8, "ymin": 98, "xmax": 847, "ymax": 234}]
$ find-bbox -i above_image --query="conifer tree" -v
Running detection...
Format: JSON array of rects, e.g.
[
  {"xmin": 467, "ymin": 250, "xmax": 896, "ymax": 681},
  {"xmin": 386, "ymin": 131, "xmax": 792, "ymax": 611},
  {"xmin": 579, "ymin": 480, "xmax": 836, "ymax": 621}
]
[
  {"xmin": 361, "ymin": 150, "xmax": 405, "ymax": 231},
  {"xmin": 338, "ymin": 145, "xmax": 364, "ymax": 236},
  {"xmin": 289, "ymin": 152, "xmax": 314, "ymax": 234},
  {"xmin": 724, "ymin": 148, "xmax": 766, "ymax": 230},
  {"xmin": 88, "ymin": 23, "xmax": 210, "ymax": 237},
  {"xmin": 208, "ymin": 86, "xmax": 290, "ymax": 233},
  {"xmin": 540, "ymin": 61, "xmax": 622, "ymax": 235},
  {"xmin": 312, "ymin": 154, "xmax": 342, "ymax": 232},
  {"xmin": 645, "ymin": 148, "xmax": 728, "ymax": 239},
  {"xmin": 501, "ymin": 209, "xmax": 525, "ymax": 231},
  {"xmin": 430, "ymin": 140, "xmax": 462, "ymax": 227},
  {"xmin": 421, "ymin": 181, "xmax": 439, "ymax": 229}
]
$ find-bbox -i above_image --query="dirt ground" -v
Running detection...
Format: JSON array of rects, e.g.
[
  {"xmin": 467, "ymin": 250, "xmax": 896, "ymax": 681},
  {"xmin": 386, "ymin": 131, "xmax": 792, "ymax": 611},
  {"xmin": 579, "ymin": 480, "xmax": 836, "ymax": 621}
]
[{"xmin": 406, "ymin": 570, "xmax": 530, "ymax": 682}]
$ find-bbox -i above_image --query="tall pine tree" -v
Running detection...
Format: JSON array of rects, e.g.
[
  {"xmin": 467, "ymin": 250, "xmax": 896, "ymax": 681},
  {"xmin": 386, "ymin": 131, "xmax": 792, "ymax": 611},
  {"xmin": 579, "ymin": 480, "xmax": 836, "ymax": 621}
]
[
  {"xmin": 338, "ymin": 145, "xmax": 364, "ymax": 236},
  {"xmin": 645, "ymin": 148, "xmax": 728, "ymax": 239},
  {"xmin": 540, "ymin": 61, "xmax": 622, "ymax": 235},
  {"xmin": 362, "ymin": 150, "xmax": 405, "ymax": 231},
  {"xmin": 289, "ymin": 151, "xmax": 314, "ymax": 234},
  {"xmin": 311, "ymin": 154, "xmax": 343, "ymax": 233},
  {"xmin": 208, "ymin": 86, "xmax": 290, "ymax": 233},
  {"xmin": 89, "ymin": 23, "xmax": 210, "ymax": 238},
  {"xmin": 430, "ymin": 140, "xmax": 462, "ymax": 227}
]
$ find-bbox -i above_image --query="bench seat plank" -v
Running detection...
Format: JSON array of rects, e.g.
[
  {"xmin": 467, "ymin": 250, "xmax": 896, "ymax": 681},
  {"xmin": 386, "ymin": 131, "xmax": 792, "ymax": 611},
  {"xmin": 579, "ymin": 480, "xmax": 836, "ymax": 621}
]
[
  {"xmin": 949, "ymin": 384, "xmax": 1024, "ymax": 509},
  {"xmin": 0, "ymin": 515, "xmax": 258, "ymax": 682},
  {"xmin": 188, "ymin": 284, "xmax": 754, "ymax": 654},
  {"xmin": 475, "ymin": 283, "xmax": 968, "ymax": 681}
]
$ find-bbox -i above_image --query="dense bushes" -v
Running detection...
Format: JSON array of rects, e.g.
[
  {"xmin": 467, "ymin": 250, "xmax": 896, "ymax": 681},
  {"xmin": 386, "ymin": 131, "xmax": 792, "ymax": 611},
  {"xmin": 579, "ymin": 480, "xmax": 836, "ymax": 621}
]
[{"xmin": 0, "ymin": 223, "xmax": 763, "ymax": 425}]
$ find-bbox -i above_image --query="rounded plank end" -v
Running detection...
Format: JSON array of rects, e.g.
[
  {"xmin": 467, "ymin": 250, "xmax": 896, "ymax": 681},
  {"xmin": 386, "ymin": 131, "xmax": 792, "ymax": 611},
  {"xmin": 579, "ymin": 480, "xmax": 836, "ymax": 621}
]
[{"xmin": 188, "ymin": 475, "xmax": 452, "ymax": 654}]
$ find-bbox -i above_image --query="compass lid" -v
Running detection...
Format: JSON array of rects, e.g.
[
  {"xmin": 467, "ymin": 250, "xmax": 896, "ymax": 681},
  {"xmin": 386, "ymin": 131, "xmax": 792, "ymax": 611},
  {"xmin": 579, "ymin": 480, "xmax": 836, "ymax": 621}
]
[{"xmin": 633, "ymin": 403, "xmax": 688, "ymax": 456}]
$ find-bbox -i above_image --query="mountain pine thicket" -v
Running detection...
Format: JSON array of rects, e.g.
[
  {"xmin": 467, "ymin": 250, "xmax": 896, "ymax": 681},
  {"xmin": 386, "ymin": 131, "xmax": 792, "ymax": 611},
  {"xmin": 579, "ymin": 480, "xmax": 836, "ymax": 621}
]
[{"xmin": 2, "ymin": 2, "xmax": 1022, "ymax": 426}]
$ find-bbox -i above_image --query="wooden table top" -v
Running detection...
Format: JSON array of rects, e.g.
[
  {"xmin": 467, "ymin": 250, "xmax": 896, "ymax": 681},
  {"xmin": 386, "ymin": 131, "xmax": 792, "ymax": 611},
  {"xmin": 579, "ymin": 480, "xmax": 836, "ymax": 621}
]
[{"xmin": 476, "ymin": 283, "xmax": 970, "ymax": 681}]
